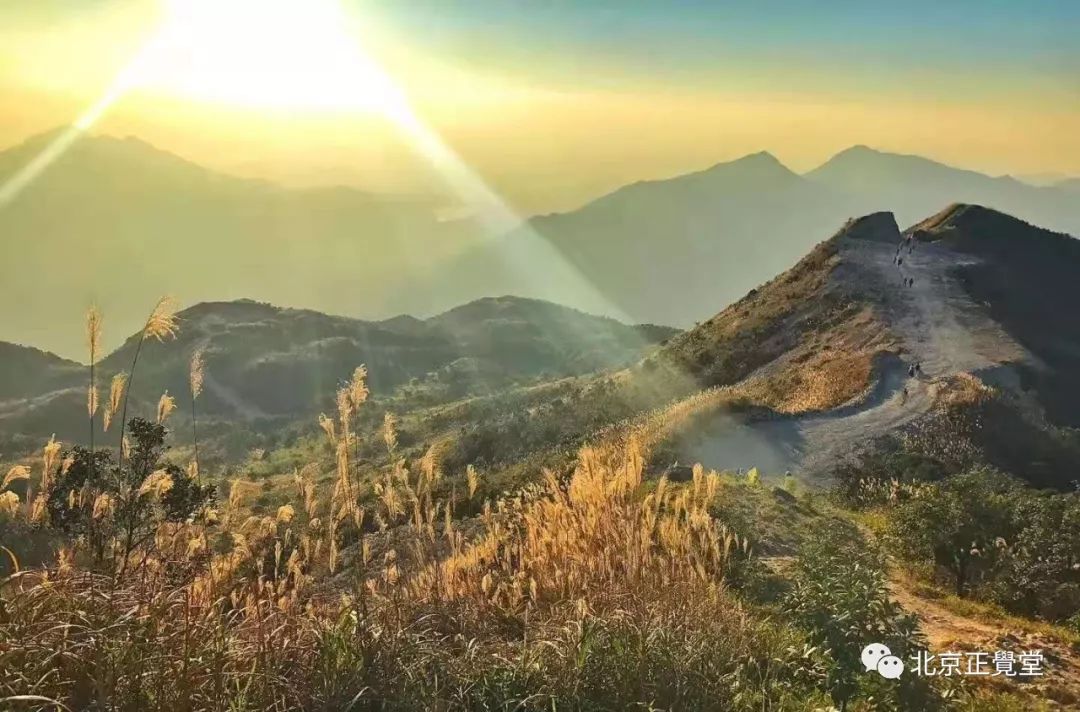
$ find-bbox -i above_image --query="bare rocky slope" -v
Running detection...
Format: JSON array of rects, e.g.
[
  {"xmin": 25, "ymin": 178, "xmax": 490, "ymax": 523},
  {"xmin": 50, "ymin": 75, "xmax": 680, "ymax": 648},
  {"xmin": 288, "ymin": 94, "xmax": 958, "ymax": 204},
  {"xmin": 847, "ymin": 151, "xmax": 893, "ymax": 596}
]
[{"xmin": 658, "ymin": 204, "xmax": 1080, "ymax": 487}]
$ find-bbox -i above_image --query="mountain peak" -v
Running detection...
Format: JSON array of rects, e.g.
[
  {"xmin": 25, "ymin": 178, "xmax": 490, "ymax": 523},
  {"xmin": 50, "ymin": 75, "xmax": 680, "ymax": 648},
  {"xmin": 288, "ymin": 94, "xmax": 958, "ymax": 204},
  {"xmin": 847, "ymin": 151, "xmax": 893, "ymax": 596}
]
[
  {"xmin": 908, "ymin": 203, "xmax": 1058, "ymax": 242},
  {"xmin": 0, "ymin": 126, "xmax": 225, "ymax": 186},
  {"xmin": 834, "ymin": 144, "xmax": 881, "ymax": 158},
  {"xmin": 807, "ymin": 145, "xmax": 987, "ymax": 186},
  {"xmin": 732, "ymin": 150, "xmax": 783, "ymax": 165},
  {"xmin": 705, "ymin": 150, "xmax": 791, "ymax": 176},
  {"xmin": 835, "ymin": 211, "xmax": 901, "ymax": 243}
]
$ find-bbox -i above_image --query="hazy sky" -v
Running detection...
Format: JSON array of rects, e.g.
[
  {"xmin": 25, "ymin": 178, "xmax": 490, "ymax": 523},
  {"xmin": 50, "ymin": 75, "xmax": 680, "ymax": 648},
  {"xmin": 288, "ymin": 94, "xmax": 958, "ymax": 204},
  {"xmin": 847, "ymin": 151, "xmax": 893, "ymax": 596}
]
[{"xmin": 1, "ymin": 0, "xmax": 1078, "ymax": 213}]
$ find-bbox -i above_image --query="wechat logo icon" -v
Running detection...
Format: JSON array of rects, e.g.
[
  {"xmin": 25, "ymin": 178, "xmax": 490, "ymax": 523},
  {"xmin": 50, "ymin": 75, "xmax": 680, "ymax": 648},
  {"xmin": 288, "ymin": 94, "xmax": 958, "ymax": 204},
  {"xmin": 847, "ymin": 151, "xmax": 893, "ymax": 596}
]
[{"xmin": 862, "ymin": 643, "xmax": 905, "ymax": 680}]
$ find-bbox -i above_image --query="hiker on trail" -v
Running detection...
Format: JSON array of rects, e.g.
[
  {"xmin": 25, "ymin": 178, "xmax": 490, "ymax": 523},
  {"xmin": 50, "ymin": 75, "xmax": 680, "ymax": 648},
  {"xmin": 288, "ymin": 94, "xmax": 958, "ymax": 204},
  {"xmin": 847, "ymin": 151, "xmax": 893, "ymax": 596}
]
[
  {"xmin": 908, "ymin": 364, "xmax": 915, "ymax": 377},
  {"xmin": 901, "ymin": 387, "xmax": 908, "ymax": 404},
  {"xmin": 915, "ymin": 362, "xmax": 922, "ymax": 375}
]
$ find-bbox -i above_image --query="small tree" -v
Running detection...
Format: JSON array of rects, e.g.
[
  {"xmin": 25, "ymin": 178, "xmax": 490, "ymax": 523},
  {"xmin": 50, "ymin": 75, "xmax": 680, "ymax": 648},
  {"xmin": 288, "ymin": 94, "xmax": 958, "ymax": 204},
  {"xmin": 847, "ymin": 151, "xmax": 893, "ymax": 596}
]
[
  {"xmin": 889, "ymin": 469, "xmax": 1018, "ymax": 597},
  {"xmin": 45, "ymin": 417, "xmax": 214, "ymax": 571}
]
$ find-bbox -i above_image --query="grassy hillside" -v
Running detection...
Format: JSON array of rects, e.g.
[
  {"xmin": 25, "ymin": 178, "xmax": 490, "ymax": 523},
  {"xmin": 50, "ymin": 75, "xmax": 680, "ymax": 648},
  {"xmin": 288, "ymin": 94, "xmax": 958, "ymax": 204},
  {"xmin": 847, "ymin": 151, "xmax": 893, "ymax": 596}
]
[
  {"xmin": 0, "ymin": 296, "xmax": 675, "ymax": 456},
  {"xmin": 0, "ymin": 342, "xmax": 81, "ymax": 400}
]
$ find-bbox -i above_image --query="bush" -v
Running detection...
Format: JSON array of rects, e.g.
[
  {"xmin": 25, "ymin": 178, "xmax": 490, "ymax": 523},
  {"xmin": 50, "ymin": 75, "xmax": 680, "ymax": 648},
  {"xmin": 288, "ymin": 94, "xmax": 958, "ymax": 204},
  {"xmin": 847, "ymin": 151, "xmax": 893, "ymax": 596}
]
[
  {"xmin": 988, "ymin": 491, "xmax": 1080, "ymax": 620},
  {"xmin": 887, "ymin": 469, "xmax": 1080, "ymax": 623},
  {"xmin": 45, "ymin": 418, "xmax": 215, "ymax": 569},
  {"xmin": 888, "ymin": 469, "xmax": 1019, "ymax": 597},
  {"xmin": 784, "ymin": 521, "xmax": 938, "ymax": 711}
]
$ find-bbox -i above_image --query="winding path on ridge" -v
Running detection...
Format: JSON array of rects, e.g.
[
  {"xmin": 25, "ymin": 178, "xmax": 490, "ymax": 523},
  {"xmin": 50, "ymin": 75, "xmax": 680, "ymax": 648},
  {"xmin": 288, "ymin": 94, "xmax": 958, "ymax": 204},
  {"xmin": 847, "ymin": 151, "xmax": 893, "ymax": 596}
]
[{"xmin": 686, "ymin": 228, "xmax": 1035, "ymax": 479}]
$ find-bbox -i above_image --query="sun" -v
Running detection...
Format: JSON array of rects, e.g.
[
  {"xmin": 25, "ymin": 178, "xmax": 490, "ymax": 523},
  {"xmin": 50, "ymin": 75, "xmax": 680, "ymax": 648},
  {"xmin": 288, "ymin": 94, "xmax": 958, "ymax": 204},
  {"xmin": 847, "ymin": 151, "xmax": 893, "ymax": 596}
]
[{"xmin": 146, "ymin": 0, "xmax": 403, "ymax": 114}]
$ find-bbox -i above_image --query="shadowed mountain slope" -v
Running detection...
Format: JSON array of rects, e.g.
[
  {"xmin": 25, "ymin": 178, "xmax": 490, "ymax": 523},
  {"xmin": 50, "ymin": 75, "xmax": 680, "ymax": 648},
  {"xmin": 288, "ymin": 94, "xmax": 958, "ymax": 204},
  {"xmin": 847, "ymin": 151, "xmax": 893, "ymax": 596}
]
[
  {"xmin": 0, "ymin": 296, "xmax": 675, "ymax": 450},
  {"xmin": 910, "ymin": 204, "xmax": 1080, "ymax": 428},
  {"xmin": 0, "ymin": 343, "xmax": 82, "ymax": 401}
]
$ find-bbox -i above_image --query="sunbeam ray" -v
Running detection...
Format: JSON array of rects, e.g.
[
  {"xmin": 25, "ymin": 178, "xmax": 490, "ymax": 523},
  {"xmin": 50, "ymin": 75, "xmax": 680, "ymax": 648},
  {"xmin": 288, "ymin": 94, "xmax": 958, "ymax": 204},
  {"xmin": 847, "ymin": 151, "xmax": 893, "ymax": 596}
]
[{"xmin": 0, "ymin": 36, "xmax": 163, "ymax": 210}]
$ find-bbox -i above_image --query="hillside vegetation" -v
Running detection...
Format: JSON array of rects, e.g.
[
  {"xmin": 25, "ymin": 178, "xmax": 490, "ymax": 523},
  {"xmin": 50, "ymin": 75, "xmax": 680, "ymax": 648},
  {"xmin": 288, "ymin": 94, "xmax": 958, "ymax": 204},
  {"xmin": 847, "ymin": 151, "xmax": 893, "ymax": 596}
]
[{"xmin": 0, "ymin": 295, "xmax": 673, "ymax": 457}]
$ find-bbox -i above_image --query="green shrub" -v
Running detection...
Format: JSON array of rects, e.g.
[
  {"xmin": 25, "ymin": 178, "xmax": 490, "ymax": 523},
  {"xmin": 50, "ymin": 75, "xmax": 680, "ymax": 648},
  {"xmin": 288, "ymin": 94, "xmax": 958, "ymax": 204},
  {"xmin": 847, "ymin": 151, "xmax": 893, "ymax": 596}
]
[
  {"xmin": 784, "ymin": 522, "xmax": 938, "ymax": 711},
  {"xmin": 887, "ymin": 470, "xmax": 1019, "ymax": 597}
]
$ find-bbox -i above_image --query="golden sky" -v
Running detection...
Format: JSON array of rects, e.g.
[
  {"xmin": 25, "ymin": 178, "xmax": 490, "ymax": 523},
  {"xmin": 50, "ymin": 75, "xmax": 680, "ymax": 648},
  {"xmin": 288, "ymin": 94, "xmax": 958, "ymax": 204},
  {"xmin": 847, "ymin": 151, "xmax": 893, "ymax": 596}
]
[{"xmin": 2, "ymin": 0, "xmax": 1078, "ymax": 214}]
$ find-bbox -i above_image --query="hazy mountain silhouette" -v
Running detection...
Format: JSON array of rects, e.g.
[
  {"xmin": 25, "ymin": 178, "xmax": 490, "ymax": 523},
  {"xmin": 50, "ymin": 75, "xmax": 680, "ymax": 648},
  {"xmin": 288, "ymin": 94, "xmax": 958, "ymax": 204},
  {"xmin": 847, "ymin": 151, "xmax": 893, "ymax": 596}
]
[
  {"xmin": 2, "ymin": 130, "xmax": 1078, "ymax": 360},
  {"xmin": 414, "ymin": 146, "xmax": 1078, "ymax": 331},
  {"xmin": 1056, "ymin": 177, "xmax": 1080, "ymax": 193},
  {"xmin": 807, "ymin": 145, "xmax": 1079, "ymax": 235},
  {"xmin": 0, "ymin": 128, "xmax": 487, "ymax": 359},
  {"xmin": 404, "ymin": 152, "xmax": 862, "ymax": 329}
]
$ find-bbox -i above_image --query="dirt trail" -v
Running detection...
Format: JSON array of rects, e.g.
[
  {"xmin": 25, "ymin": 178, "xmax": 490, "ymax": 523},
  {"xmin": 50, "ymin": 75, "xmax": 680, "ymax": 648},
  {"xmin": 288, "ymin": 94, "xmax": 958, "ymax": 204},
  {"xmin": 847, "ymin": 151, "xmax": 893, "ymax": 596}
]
[
  {"xmin": 791, "ymin": 236, "xmax": 1032, "ymax": 475},
  {"xmin": 888, "ymin": 573, "xmax": 1080, "ymax": 707},
  {"xmin": 689, "ymin": 233, "xmax": 1036, "ymax": 477}
]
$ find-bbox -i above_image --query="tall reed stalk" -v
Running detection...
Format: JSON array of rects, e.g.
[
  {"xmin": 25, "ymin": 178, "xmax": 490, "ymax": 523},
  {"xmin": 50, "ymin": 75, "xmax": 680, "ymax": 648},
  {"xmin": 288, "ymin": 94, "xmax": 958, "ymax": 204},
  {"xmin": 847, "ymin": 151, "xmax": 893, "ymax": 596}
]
[
  {"xmin": 348, "ymin": 366, "xmax": 369, "ymax": 484},
  {"xmin": 85, "ymin": 307, "xmax": 102, "ymax": 484},
  {"xmin": 117, "ymin": 297, "xmax": 178, "ymax": 472},
  {"xmin": 189, "ymin": 348, "xmax": 205, "ymax": 481}
]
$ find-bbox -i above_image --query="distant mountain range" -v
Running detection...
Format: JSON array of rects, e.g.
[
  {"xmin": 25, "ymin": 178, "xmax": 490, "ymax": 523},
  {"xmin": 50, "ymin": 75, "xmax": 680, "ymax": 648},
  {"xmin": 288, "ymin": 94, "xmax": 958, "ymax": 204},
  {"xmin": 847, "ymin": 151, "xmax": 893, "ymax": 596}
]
[
  {"xmin": 1, "ymin": 128, "xmax": 1078, "ymax": 358},
  {"xmin": 411, "ymin": 146, "xmax": 1078, "ymax": 332},
  {"xmin": 0, "ymin": 295, "xmax": 674, "ymax": 452},
  {"xmin": 0, "ymin": 129, "xmax": 484, "ymax": 359}
]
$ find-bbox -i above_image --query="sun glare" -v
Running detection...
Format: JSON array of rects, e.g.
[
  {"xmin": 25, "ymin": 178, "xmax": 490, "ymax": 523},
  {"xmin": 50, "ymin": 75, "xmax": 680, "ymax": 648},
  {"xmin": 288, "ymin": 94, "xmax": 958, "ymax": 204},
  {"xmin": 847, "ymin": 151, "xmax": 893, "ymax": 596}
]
[{"xmin": 150, "ymin": 0, "xmax": 400, "ymax": 114}]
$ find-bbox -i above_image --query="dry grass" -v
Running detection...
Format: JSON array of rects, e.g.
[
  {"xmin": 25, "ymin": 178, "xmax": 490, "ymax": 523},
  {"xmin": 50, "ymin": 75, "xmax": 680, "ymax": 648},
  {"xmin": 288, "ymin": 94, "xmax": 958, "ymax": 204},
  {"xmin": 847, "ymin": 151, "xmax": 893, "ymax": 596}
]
[
  {"xmin": 742, "ymin": 350, "xmax": 875, "ymax": 414},
  {"xmin": 1, "ymin": 293, "xmax": 1055, "ymax": 711},
  {"xmin": 1, "ymin": 424, "xmax": 796, "ymax": 711},
  {"xmin": 411, "ymin": 440, "xmax": 745, "ymax": 616},
  {"xmin": 0, "ymin": 301, "xmax": 804, "ymax": 709}
]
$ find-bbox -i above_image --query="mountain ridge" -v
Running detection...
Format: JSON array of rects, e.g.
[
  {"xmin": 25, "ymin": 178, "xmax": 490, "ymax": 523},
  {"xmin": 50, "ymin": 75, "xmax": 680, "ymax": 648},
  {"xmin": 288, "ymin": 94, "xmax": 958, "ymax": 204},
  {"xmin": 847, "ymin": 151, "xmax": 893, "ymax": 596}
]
[
  {"xmin": 0, "ymin": 294, "xmax": 677, "ymax": 452},
  {"xmin": 650, "ymin": 202, "xmax": 1080, "ymax": 487},
  {"xmin": 3, "ymin": 128, "xmax": 1079, "ymax": 360}
]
